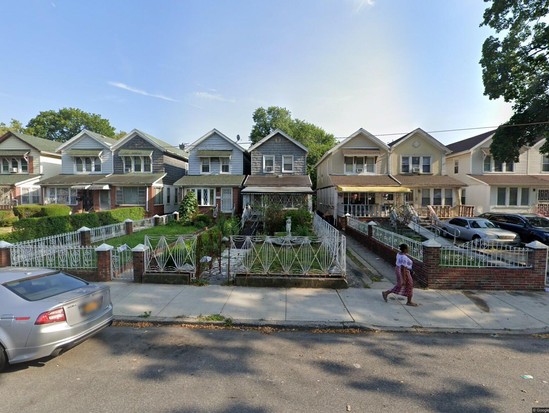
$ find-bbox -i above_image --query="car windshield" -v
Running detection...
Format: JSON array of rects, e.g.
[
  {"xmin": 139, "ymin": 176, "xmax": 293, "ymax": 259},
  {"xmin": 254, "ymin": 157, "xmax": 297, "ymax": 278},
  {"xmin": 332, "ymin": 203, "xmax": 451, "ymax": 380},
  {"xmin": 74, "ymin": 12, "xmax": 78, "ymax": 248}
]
[
  {"xmin": 525, "ymin": 216, "xmax": 549, "ymax": 228},
  {"xmin": 470, "ymin": 219, "xmax": 497, "ymax": 229},
  {"xmin": 3, "ymin": 272, "xmax": 88, "ymax": 301}
]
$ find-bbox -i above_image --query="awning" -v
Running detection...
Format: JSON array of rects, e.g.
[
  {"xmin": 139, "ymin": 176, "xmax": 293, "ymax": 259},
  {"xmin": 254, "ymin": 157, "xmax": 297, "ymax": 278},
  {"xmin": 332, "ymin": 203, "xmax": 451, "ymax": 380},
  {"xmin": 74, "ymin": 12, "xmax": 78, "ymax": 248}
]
[
  {"xmin": 342, "ymin": 149, "xmax": 381, "ymax": 156},
  {"xmin": 88, "ymin": 184, "xmax": 110, "ymax": 190},
  {"xmin": 118, "ymin": 149, "xmax": 153, "ymax": 156},
  {"xmin": 67, "ymin": 149, "xmax": 102, "ymax": 157},
  {"xmin": 71, "ymin": 185, "xmax": 90, "ymax": 190},
  {"xmin": 337, "ymin": 185, "xmax": 411, "ymax": 193},
  {"xmin": 242, "ymin": 186, "xmax": 314, "ymax": 194},
  {"xmin": 1, "ymin": 149, "xmax": 29, "ymax": 156},
  {"xmin": 196, "ymin": 150, "xmax": 232, "ymax": 158}
]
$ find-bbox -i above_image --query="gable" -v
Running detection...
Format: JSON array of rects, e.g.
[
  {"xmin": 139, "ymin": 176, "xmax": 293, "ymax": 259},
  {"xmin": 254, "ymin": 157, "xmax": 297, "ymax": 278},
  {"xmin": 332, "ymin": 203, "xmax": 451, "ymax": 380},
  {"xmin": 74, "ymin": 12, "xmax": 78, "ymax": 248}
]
[{"xmin": 248, "ymin": 129, "xmax": 308, "ymax": 153}]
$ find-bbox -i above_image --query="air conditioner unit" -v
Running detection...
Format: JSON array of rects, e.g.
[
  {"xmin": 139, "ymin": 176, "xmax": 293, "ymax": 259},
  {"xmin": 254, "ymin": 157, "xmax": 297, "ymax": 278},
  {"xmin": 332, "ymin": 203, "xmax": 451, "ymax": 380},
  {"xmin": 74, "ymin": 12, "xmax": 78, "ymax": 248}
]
[
  {"xmin": 265, "ymin": 166, "xmax": 273, "ymax": 173},
  {"xmin": 412, "ymin": 167, "xmax": 421, "ymax": 174},
  {"xmin": 11, "ymin": 167, "xmax": 18, "ymax": 173},
  {"xmin": 356, "ymin": 168, "xmax": 363, "ymax": 173},
  {"xmin": 124, "ymin": 167, "xmax": 132, "ymax": 173}
]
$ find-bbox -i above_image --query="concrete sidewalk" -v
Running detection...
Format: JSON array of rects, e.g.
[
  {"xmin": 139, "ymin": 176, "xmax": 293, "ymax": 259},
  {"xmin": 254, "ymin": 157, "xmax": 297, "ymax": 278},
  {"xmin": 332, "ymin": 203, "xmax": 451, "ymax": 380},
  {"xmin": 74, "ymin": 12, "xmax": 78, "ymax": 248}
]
[{"xmin": 105, "ymin": 282, "xmax": 549, "ymax": 334}]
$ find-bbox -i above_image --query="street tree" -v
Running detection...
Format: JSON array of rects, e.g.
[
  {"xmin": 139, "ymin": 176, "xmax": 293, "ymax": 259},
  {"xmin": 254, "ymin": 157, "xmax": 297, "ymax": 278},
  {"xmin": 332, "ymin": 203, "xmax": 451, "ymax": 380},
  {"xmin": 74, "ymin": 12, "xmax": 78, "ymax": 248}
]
[
  {"xmin": 25, "ymin": 107, "xmax": 116, "ymax": 142},
  {"xmin": 480, "ymin": 0, "xmax": 549, "ymax": 162},
  {"xmin": 249, "ymin": 106, "xmax": 337, "ymax": 187},
  {"xmin": 0, "ymin": 119, "xmax": 25, "ymax": 135}
]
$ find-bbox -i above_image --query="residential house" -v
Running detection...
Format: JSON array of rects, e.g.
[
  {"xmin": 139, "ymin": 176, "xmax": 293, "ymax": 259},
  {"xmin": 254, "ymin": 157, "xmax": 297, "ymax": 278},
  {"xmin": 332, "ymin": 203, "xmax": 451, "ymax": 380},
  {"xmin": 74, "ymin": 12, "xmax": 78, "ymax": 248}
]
[
  {"xmin": 0, "ymin": 131, "xmax": 61, "ymax": 208},
  {"xmin": 315, "ymin": 128, "xmax": 399, "ymax": 223},
  {"xmin": 108, "ymin": 129, "xmax": 188, "ymax": 215},
  {"xmin": 446, "ymin": 130, "xmax": 549, "ymax": 215},
  {"xmin": 388, "ymin": 128, "xmax": 466, "ymax": 217},
  {"xmin": 242, "ymin": 129, "xmax": 313, "ymax": 212},
  {"xmin": 39, "ymin": 130, "xmax": 116, "ymax": 212},
  {"xmin": 174, "ymin": 129, "xmax": 248, "ymax": 215}
]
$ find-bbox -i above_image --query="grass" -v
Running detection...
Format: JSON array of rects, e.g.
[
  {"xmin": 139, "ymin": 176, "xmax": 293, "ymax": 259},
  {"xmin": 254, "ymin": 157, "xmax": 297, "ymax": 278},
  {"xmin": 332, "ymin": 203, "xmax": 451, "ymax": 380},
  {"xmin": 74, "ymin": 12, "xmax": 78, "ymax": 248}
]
[
  {"xmin": 198, "ymin": 314, "xmax": 233, "ymax": 326},
  {"xmin": 94, "ymin": 222, "xmax": 199, "ymax": 248}
]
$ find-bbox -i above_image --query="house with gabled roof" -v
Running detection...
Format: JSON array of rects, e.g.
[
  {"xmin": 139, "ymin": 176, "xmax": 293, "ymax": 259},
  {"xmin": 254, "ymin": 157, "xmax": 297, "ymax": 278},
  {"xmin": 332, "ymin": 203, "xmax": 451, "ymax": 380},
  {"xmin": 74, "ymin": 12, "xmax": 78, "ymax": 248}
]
[
  {"xmin": 388, "ymin": 128, "xmax": 466, "ymax": 217},
  {"xmin": 0, "ymin": 131, "xmax": 61, "ymax": 207},
  {"xmin": 107, "ymin": 129, "xmax": 188, "ymax": 215},
  {"xmin": 315, "ymin": 128, "xmax": 400, "ymax": 223},
  {"xmin": 242, "ymin": 129, "xmax": 313, "ymax": 212},
  {"xmin": 174, "ymin": 128, "xmax": 248, "ymax": 215},
  {"xmin": 39, "ymin": 129, "xmax": 116, "ymax": 211},
  {"xmin": 446, "ymin": 130, "xmax": 549, "ymax": 215}
]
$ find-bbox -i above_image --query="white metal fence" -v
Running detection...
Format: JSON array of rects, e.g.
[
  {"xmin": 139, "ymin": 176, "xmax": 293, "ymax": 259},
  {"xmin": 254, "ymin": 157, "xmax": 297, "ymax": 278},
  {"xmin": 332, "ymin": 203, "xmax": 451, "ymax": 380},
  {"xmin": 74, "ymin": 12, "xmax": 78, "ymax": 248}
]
[
  {"xmin": 10, "ymin": 244, "xmax": 96, "ymax": 269},
  {"xmin": 90, "ymin": 222, "xmax": 126, "ymax": 243},
  {"xmin": 144, "ymin": 235, "xmax": 197, "ymax": 274},
  {"xmin": 440, "ymin": 241, "xmax": 531, "ymax": 268}
]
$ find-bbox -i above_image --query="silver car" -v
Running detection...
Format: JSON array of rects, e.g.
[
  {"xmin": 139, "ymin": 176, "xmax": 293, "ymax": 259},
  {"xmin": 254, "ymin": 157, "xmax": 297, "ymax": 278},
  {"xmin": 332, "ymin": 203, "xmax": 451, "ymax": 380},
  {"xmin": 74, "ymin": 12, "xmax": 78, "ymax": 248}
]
[
  {"xmin": 0, "ymin": 268, "xmax": 113, "ymax": 371},
  {"xmin": 441, "ymin": 217, "xmax": 519, "ymax": 243}
]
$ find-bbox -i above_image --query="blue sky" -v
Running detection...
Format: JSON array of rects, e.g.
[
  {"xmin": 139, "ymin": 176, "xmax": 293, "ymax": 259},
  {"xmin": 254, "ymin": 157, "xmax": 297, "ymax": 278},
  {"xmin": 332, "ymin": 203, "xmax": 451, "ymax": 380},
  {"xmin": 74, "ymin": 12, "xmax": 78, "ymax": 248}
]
[{"xmin": 0, "ymin": 0, "xmax": 512, "ymax": 147}]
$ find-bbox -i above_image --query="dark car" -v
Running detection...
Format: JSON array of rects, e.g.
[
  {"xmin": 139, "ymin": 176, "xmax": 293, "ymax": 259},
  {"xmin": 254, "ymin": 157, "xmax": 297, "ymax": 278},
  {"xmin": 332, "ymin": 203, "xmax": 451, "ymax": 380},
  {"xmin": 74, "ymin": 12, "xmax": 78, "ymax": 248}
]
[{"xmin": 477, "ymin": 213, "xmax": 549, "ymax": 244}]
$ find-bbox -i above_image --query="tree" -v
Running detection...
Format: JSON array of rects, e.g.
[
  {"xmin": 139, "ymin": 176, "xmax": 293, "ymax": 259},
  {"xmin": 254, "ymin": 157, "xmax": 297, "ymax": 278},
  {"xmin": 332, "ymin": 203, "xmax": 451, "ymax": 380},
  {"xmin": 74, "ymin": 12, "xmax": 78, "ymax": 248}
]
[
  {"xmin": 0, "ymin": 119, "xmax": 25, "ymax": 135},
  {"xmin": 25, "ymin": 107, "xmax": 116, "ymax": 142},
  {"xmin": 480, "ymin": 0, "xmax": 549, "ymax": 163},
  {"xmin": 249, "ymin": 106, "xmax": 337, "ymax": 187}
]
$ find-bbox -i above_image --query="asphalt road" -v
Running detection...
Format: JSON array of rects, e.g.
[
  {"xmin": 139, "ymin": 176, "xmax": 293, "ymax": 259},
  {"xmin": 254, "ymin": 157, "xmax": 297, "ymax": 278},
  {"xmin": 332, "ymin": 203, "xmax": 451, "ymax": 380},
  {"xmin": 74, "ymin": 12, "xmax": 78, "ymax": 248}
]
[{"xmin": 1, "ymin": 326, "xmax": 549, "ymax": 413}]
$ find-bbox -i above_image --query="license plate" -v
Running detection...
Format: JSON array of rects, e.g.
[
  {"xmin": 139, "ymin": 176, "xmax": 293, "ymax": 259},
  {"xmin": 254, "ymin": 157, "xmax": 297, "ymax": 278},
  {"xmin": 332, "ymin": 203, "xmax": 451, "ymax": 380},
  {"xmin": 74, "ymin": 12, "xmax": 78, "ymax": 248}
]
[{"xmin": 80, "ymin": 297, "xmax": 103, "ymax": 316}]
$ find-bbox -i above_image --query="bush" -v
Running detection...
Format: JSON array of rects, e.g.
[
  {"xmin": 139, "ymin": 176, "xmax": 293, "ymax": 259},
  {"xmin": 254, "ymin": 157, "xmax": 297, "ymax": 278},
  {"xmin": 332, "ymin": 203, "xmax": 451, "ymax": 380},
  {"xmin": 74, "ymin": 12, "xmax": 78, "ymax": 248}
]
[
  {"xmin": 0, "ymin": 210, "xmax": 17, "ymax": 227},
  {"xmin": 179, "ymin": 192, "xmax": 198, "ymax": 224},
  {"xmin": 96, "ymin": 207, "xmax": 145, "ymax": 225},
  {"xmin": 263, "ymin": 203, "xmax": 285, "ymax": 235},
  {"xmin": 13, "ymin": 216, "xmax": 72, "ymax": 239},
  {"xmin": 193, "ymin": 213, "xmax": 213, "ymax": 227},
  {"xmin": 70, "ymin": 213, "xmax": 101, "ymax": 229},
  {"xmin": 13, "ymin": 204, "xmax": 71, "ymax": 218},
  {"xmin": 285, "ymin": 208, "xmax": 312, "ymax": 229}
]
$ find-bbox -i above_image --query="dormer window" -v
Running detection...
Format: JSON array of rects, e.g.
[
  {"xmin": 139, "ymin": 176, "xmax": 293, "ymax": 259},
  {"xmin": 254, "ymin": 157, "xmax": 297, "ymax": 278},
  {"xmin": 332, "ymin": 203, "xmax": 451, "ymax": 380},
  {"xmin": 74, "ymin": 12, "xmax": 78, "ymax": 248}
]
[
  {"xmin": 122, "ymin": 155, "xmax": 152, "ymax": 173},
  {"xmin": 344, "ymin": 156, "xmax": 375, "ymax": 174},
  {"xmin": 75, "ymin": 156, "xmax": 101, "ymax": 173},
  {"xmin": 220, "ymin": 157, "xmax": 230, "ymax": 174},
  {"xmin": 401, "ymin": 156, "xmax": 431, "ymax": 174},
  {"xmin": 201, "ymin": 158, "xmax": 211, "ymax": 174},
  {"xmin": 263, "ymin": 155, "xmax": 275, "ymax": 173},
  {"xmin": 282, "ymin": 155, "xmax": 294, "ymax": 173},
  {"xmin": 2, "ymin": 157, "xmax": 28, "ymax": 174},
  {"xmin": 483, "ymin": 155, "xmax": 513, "ymax": 172}
]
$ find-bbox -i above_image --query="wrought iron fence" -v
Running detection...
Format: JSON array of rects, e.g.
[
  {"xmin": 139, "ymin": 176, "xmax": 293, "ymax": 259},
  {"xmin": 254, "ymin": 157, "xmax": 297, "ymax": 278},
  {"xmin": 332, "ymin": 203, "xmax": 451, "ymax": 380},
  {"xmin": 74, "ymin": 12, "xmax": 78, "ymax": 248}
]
[
  {"xmin": 111, "ymin": 244, "xmax": 133, "ymax": 280},
  {"xmin": 144, "ymin": 235, "xmax": 197, "ymax": 274},
  {"xmin": 133, "ymin": 217, "xmax": 155, "ymax": 231},
  {"xmin": 440, "ymin": 241, "xmax": 531, "ymax": 268},
  {"xmin": 90, "ymin": 222, "xmax": 126, "ymax": 243},
  {"xmin": 10, "ymin": 244, "xmax": 96, "ymax": 269}
]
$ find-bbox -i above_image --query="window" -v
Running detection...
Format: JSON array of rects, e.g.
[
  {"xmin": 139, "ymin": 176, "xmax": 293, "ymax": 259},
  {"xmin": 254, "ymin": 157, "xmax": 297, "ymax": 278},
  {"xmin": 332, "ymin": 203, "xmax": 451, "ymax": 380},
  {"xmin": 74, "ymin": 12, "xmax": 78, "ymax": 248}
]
[
  {"xmin": 263, "ymin": 155, "xmax": 275, "ymax": 173},
  {"xmin": 520, "ymin": 188, "xmax": 529, "ymax": 206},
  {"xmin": 344, "ymin": 156, "xmax": 375, "ymax": 174},
  {"xmin": 201, "ymin": 158, "xmax": 210, "ymax": 174},
  {"xmin": 123, "ymin": 156, "xmax": 152, "ymax": 173},
  {"xmin": 116, "ymin": 187, "xmax": 146, "ymax": 205},
  {"xmin": 166, "ymin": 187, "xmax": 171, "ymax": 204},
  {"xmin": 75, "ymin": 157, "xmax": 101, "ymax": 173},
  {"xmin": 153, "ymin": 187, "xmax": 163, "ymax": 205},
  {"xmin": 344, "ymin": 157, "xmax": 353, "ymax": 173},
  {"xmin": 190, "ymin": 188, "xmax": 215, "ymax": 206},
  {"xmin": 421, "ymin": 189, "xmax": 430, "ymax": 207},
  {"xmin": 454, "ymin": 160, "xmax": 459, "ymax": 174},
  {"xmin": 484, "ymin": 155, "xmax": 514, "ymax": 172},
  {"xmin": 1, "ymin": 159, "xmax": 8, "ymax": 173},
  {"xmin": 1, "ymin": 157, "xmax": 28, "ymax": 174},
  {"xmin": 543, "ymin": 156, "xmax": 549, "ymax": 172},
  {"xmin": 282, "ymin": 155, "xmax": 294, "ymax": 173},
  {"xmin": 221, "ymin": 158, "xmax": 230, "ymax": 173},
  {"xmin": 461, "ymin": 189, "xmax": 466, "ymax": 205},
  {"xmin": 46, "ymin": 187, "xmax": 77, "ymax": 205},
  {"xmin": 401, "ymin": 156, "xmax": 431, "ymax": 173},
  {"xmin": 497, "ymin": 188, "xmax": 506, "ymax": 205},
  {"xmin": 445, "ymin": 189, "xmax": 453, "ymax": 206},
  {"xmin": 509, "ymin": 187, "xmax": 518, "ymax": 206},
  {"xmin": 433, "ymin": 189, "xmax": 442, "ymax": 205},
  {"xmin": 496, "ymin": 187, "xmax": 530, "ymax": 206},
  {"xmin": 21, "ymin": 187, "xmax": 40, "ymax": 204}
]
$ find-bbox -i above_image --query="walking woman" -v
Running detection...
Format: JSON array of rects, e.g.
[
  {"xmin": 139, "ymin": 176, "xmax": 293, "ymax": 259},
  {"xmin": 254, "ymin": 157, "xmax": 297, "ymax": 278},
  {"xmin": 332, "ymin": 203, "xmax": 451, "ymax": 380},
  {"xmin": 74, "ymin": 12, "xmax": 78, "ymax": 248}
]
[{"xmin": 382, "ymin": 243, "xmax": 418, "ymax": 306}]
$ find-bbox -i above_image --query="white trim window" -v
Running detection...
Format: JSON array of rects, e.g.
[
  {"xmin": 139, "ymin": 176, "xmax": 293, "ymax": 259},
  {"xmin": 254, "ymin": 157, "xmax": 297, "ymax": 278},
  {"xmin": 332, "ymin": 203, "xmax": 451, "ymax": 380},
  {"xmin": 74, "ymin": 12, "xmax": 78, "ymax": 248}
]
[
  {"xmin": 75, "ymin": 156, "xmax": 101, "ymax": 173},
  {"xmin": 282, "ymin": 155, "xmax": 294, "ymax": 173},
  {"xmin": 220, "ymin": 157, "xmax": 230, "ymax": 174},
  {"xmin": 20, "ymin": 186, "xmax": 40, "ymax": 204},
  {"xmin": 401, "ymin": 156, "xmax": 431, "ymax": 174},
  {"xmin": 190, "ymin": 188, "xmax": 215, "ymax": 206},
  {"xmin": 542, "ymin": 155, "xmax": 549, "ymax": 172},
  {"xmin": 46, "ymin": 187, "xmax": 77, "ymax": 205},
  {"xmin": 1, "ymin": 157, "xmax": 28, "ymax": 174},
  {"xmin": 496, "ymin": 187, "xmax": 530, "ymax": 206},
  {"xmin": 483, "ymin": 155, "xmax": 514, "ymax": 172},
  {"xmin": 123, "ymin": 156, "xmax": 152, "ymax": 173},
  {"xmin": 344, "ymin": 156, "xmax": 375, "ymax": 174},
  {"xmin": 263, "ymin": 155, "xmax": 275, "ymax": 173},
  {"xmin": 201, "ymin": 158, "xmax": 211, "ymax": 174},
  {"xmin": 116, "ymin": 187, "xmax": 146, "ymax": 205}
]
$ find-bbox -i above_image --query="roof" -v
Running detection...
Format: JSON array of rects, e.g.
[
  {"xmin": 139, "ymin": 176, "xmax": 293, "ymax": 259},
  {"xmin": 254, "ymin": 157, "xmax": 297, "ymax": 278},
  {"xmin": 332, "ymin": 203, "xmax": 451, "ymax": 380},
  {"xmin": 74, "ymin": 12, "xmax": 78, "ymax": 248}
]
[
  {"xmin": 114, "ymin": 129, "xmax": 188, "ymax": 160},
  {"xmin": 188, "ymin": 129, "xmax": 246, "ymax": 153},
  {"xmin": 99, "ymin": 173, "xmax": 166, "ymax": 186},
  {"xmin": 0, "ymin": 174, "xmax": 41, "ymax": 186},
  {"xmin": 392, "ymin": 174, "xmax": 466, "ymax": 188},
  {"xmin": 314, "ymin": 128, "xmax": 388, "ymax": 168},
  {"xmin": 174, "ymin": 175, "xmax": 245, "ymax": 187},
  {"xmin": 469, "ymin": 174, "xmax": 549, "ymax": 187},
  {"xmin": 243, "ymin": 175, "xmax": 312, "ymax": 187},
  {"xmin": 388, "ymin": 128, "xmax": 450, "ymax": 153},
  {"xmin": 248, "ymin": 129, "xmax": 308, "ymax": 153},
  {"xmin": 39, "ymin": 174, "xmax": 109, "ymax": 186},
  {"xmin": 446, "ymin": 130, "xmax": 496, "ymax": 154},
  {"xmin": 0, "ymin": 131, "xmax": 60, "ymax": 155},
  {"xmin": 327, "ymin": 174, "xmax": 401, "ymax": 188},
  {"xmin": 57, "ymin": 129, "xmax": 118, "ymax": 152}
]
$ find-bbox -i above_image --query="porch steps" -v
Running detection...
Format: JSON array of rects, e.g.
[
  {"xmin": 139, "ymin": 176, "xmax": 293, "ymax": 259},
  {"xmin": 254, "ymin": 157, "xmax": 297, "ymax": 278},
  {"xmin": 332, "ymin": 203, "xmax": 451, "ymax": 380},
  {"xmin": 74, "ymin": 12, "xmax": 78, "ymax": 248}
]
[{"xmin": 407, "ymin": 221, "xmax": 455, "ymax": 246}]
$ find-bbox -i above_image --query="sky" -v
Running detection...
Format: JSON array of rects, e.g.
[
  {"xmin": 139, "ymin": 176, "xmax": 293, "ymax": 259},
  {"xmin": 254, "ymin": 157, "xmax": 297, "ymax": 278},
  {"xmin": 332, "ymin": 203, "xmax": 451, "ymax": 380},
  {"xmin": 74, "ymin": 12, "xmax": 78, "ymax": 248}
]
[{"xmin": 0, "ymin": 0, "xmax": 513, "ymax": 148}]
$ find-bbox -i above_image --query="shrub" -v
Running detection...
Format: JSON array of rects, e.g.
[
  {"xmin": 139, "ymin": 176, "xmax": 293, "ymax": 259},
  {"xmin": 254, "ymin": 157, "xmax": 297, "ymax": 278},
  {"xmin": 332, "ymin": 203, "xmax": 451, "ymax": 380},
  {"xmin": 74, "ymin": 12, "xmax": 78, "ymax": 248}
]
[
  {"xmin": 40, "ymin": 205, "xmax": 71, "ymax": 217},
  {"xmin": 179, "ymin": 191, "xmax": 198, "ymax": 224},
  {"xmin": 97, "ymin": 207, "xmax": 145, "ymax": 225},
  {"xmin": 13, "ymin": 216, "xmax": 72, "ymax": 239},
  {"xmin": 13, "ymin": 205, "xmax": 42, "ymax": 219},
  {"xmin": 285, "ymin": 208, "xmax": 312, "ymax": 229},
  {"xmin": 70, "ymin": 213, "xmax": 101, "ymax": 229},
  {"xmin": 193, "ymin": 213, "xmax": 213, "ymax": 227},
  {"xmin": 0, "ymin": 210, "xmax": 17, "ymax": 227},
  {"xmin": 263, "ymin": 203, "xmax": 285, "ymax": 235}
]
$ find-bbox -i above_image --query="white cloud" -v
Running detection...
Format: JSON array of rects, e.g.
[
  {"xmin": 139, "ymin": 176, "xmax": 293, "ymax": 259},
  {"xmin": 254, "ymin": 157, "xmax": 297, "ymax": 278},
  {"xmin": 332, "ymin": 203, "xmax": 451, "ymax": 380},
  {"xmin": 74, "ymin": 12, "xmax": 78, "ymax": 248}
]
[
  {"xmin": 193, "ymin": 91, "xmax": 235, "ymax": 103},
  {"xmin": 350, "ymin": 0, "xmax": 375, "ymax": 13},
  {"xmin": 108, "ymin": 81, "xmax": 177, "ymax": 102}
]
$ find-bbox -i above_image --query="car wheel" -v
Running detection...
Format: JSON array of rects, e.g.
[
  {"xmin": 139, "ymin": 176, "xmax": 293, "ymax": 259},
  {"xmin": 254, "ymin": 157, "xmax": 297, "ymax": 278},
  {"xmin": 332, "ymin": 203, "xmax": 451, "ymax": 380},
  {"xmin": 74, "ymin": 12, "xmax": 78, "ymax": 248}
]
[
  {"xmin": 472, "ymin": 235, "xmax": 483, "ymax": 247},
  {"xmin": 0, "ymin": 345, "xmax": 7, "ymax": 372}
]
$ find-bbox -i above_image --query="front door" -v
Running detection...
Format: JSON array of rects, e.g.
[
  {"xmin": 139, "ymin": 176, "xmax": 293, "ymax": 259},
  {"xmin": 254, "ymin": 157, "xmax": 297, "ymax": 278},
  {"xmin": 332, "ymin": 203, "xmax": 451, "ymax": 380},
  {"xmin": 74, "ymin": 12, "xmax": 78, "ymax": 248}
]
[
  {"xmin": 221, "ymin": 188, "xmax": 233, "ymax": 213},
  {"xmin": 100, "ymin": 190, "xmax": 110, "ymax": 210}
]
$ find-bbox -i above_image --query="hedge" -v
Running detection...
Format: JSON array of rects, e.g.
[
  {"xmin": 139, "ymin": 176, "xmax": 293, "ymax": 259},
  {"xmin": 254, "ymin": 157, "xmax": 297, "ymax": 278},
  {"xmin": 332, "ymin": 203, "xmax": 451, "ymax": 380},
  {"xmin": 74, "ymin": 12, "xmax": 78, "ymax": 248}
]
[
  {"xmin": 0, "ymin": 210, "xmax": 17, "ymax": 227},
  {"xmin": 13, "ymin": 204, "xmax": 71, "ymax": 219}
]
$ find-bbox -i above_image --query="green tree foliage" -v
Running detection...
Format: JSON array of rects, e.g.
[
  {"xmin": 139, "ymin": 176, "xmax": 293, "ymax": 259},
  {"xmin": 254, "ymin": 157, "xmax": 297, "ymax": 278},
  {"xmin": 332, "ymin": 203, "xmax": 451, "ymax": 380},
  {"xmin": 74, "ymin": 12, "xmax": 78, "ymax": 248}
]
[
  {"xmin": 25, "ymin": 107, "xmax": 116, "ymax": 142},
  {"xmin": 249, "ymin": 106, "xmax": 337, "ymax": 187},
  {"xmin": 480, "ymin": 0, "xmax": 549, "ymax": 162},
  {"xmin": 179, "ymin": 191, "xmax": 198, "ymax": 224},
  {"xmin": 0, "ymin": 119, "xmax": 25, "ymax": 135}
]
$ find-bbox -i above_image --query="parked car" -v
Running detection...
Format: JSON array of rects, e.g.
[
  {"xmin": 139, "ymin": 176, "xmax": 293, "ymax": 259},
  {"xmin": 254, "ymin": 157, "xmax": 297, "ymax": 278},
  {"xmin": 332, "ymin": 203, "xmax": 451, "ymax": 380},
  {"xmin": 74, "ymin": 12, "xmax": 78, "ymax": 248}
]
[
  {"xmin": 0, "ymin": 268, "xmax": 113, "ymax": 371},
  {"xmin": 478, "ymin": 213, "xmax": 549, "ymax": 245},
  {"xmin": 441, "ymin": 217, "xmax": 519, "ymax": 243}
]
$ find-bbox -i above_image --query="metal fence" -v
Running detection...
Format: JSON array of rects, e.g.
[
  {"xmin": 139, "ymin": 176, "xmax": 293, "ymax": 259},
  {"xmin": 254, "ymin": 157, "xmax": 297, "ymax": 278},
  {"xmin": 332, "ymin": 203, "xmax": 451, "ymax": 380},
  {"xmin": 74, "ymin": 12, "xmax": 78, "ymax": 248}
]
[
  {"xmin": 10, "ymin": 244, "xmax": 96, "ymax": 269},
  {"xmin": 111, "ymin": 244, "xmax": 134, "ymax": 280},
  {"xmin": 440, "ymin": 241, "xmax": 531, "ymax": 268},
  {"xmin": 144, "ymin": 235, "xmax": 197, "ymax": 274},
  {"xmin": 133, "ymin": 217, "xmax": 155, "ymax": 232},
  {"xmin": 90, "ymin": 222, "xmax": 126, "ymax": 243}
]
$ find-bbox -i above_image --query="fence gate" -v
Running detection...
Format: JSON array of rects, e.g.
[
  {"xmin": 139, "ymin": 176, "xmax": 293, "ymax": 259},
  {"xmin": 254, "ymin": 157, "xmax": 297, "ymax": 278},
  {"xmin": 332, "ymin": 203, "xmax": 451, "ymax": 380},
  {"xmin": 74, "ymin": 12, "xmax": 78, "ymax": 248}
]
[{"xmin": 111, "ymin": 244, "xmax": 133, "ymax": 281}]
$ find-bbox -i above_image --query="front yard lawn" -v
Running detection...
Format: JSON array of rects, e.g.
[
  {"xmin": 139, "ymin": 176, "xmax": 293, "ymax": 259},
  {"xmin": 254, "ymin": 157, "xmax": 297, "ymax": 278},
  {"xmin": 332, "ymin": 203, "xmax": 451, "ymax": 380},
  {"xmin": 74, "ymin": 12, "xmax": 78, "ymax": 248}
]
[{"xmin": 96, "ymin": 222, "xmax": 199, "ymax": 248}]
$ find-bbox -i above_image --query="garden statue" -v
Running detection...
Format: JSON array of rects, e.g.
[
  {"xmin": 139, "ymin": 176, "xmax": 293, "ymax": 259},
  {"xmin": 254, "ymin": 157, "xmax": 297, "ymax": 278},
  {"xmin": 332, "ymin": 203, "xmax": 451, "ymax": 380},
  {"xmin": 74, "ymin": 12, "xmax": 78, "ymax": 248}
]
[{"xmin": 286, "ymin": 216, "xmax": 292, "ymax": 237}]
